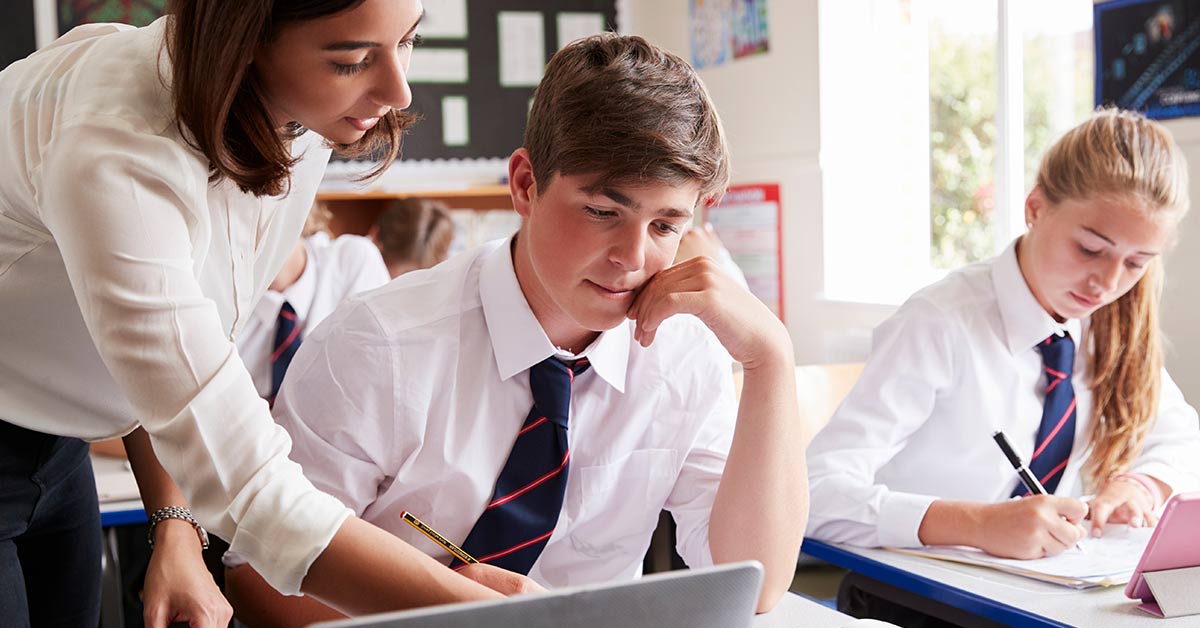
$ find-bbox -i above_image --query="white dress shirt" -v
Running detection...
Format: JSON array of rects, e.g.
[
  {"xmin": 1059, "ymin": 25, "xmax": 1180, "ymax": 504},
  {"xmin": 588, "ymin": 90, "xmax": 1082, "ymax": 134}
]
[
  {"xmin": 806, "ymin": 240, "xmax": 1200, "ymax": 549},
  {"xmin": 236, "ymin": 234, "xmax": 389, "ymax": 397},
  {"xmin": 0, "ymin": 19, "xmax": 351, "ymax": 593},
  {"xmin": 273, "ymin": 238, "xmax": 739, "ymax": 587}
]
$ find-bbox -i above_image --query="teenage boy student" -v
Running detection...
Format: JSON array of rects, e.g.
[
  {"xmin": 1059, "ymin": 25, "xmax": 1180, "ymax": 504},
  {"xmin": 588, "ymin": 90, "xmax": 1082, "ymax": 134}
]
[{"xmin": 225, "ymin": 33, "xmax": 806, "ymax": 627}]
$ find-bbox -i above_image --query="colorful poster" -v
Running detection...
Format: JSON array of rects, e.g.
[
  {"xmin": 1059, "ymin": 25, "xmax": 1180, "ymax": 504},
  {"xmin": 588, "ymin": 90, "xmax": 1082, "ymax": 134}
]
[
  {"xmin": 58, "ymin": 0, "xmax": 167, "ymax": 33},
  {"xmin": 705, "ymin": 183, "xmax": 783, "ymax": 319},
  {"xmin": 689, "ymin": 0, "xmax": 769, "ymax": 70}
]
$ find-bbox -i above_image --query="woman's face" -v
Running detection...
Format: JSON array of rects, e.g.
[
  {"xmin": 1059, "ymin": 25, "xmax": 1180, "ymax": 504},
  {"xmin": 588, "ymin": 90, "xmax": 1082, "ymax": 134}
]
[
  {"xmin": 254, "ymin": 0, "xmax": 423, "ymax": 144},
  {"xmin": 1017, "ymin": 187, "xmax": 1176, "ymax": 321}
]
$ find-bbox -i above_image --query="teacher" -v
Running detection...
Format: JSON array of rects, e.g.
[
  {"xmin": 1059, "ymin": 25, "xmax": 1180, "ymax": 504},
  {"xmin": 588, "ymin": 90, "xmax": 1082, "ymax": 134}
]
[{"xmin": 0, "ymin": 1, "xmax": 526, "ymax": 626}]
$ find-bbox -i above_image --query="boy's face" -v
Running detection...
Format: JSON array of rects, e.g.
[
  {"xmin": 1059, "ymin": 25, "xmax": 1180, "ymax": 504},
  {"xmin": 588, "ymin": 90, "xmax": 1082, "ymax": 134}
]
[{"xmin": 509, "ymin": 149, "xmax": 700, "ymax": 349}]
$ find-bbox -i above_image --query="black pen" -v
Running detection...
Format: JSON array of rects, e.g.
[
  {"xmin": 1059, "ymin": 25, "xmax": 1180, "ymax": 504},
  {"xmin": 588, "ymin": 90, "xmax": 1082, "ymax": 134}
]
[{"xmin": 992, "ymin": 430, "xmax": 1084, "ymax": 552}]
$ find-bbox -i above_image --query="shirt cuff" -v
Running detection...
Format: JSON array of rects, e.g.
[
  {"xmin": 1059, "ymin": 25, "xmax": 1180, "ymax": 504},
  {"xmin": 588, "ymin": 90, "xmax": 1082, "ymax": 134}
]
[
  {"xmin": 227, "ymin": 471, "xmax": 353, "ymax": 595},
  {"xmin": 877, "ymin": 492, "xmax": 938, "ymax": 548},
  {"xmin": 1129, "ymin": 462, "xmax": 1200, "ymax": 501}
]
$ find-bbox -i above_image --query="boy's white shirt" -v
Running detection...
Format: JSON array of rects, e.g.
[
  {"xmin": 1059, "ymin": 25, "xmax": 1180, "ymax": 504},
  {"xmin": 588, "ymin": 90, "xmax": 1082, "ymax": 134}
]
[
  {"xmin": 272, "ymin": 237, "xmax": 739, "ymax": 587},
  {"xmin": 806, "ymin": 239, "xmax": 1200, "ymax": 549},
  {"xmin": 235, "ymin": 233, "xmax": 389, "ymax": 397}
]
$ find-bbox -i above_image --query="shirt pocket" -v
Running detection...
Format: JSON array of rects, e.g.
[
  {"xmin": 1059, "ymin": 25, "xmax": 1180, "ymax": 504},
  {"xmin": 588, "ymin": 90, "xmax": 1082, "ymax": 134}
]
[
  {"xmin": 0, "ymin": 212, "xmax": 50, "ymax": 279},
  {"xmin": 569, "ymin": 449, "xmax": 678, "ymax": 559}
]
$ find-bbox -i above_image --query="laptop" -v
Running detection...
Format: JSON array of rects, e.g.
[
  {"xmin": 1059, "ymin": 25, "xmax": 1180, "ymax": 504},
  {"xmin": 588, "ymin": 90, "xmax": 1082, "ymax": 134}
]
[{"xmin": 311, "ymin": 561, "xmax": 764, "ymax": 628}]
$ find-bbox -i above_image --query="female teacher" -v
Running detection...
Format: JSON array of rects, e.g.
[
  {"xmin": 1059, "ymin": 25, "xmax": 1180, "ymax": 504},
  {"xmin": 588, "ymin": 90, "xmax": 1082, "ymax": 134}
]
[{"xmin": 0, "ymin": 1, "xmax": 529, "ymax": 626}]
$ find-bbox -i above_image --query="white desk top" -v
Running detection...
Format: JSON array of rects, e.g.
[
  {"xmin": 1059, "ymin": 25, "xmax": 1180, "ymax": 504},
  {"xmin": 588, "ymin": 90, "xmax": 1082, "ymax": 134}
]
[
  {"xmin": 754, "ymin": 593, "xmax": 882, "ymax": 627},
  {"xmin": 821, "ymin": 542, "xmax": 1193, "ymax": 628}
]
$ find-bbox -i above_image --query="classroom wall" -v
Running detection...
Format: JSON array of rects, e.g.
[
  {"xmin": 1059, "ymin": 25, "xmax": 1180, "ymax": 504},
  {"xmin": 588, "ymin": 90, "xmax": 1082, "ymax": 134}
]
[
  {"xmin": 1160, "ymin": 118, "xmax": 1200, "ymax": 402},
  {"xmin": 628, "ymin": 3, "xmax": 1200, "ymax": 406},
  {"xmin": 625, "ymin": 0, "xmax": 894, "ymax": 366}
]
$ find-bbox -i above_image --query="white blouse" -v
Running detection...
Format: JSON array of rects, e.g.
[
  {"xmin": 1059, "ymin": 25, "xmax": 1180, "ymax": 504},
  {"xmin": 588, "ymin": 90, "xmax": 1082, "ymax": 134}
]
[
  {"xmin": 806, "ymin": 241, "xmax": 1200, "ymax": 549},
  {"xmin": 0, "ymin": 18, "xmax": 350, "ymax": 594}
]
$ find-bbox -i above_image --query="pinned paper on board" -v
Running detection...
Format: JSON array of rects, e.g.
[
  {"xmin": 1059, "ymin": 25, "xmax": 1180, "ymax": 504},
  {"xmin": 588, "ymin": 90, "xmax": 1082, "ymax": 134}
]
[
  {"xmin": 419, "ymin": 0, "xmax": 468, "ymax": 39},
  {"xmin": 498, "ymin": 11, "xmax": 545, "ymax": 87},
  {"xmin": 557, "ymin": 12, "xmax": 606, "ymax": 49},
  {"xmin": 441, "ymin": 96, "xmax": 469, "ymax": 147},
  {"xmin": 408, "ymin": 49, "xmax": 469, "ymax": 84}
]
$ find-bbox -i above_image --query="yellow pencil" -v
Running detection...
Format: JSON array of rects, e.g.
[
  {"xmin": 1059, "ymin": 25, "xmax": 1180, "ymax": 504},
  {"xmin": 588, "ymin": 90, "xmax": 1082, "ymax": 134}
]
[{"xmin": 400, "ymin": 510, "xmax": 478, "ymax": 565}]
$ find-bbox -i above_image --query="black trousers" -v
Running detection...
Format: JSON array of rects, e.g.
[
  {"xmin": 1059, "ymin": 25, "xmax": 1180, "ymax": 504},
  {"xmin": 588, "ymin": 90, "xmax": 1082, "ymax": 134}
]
[{"xmin": 0, "ymin": 419, "xmax": 102, "ymax": 628}]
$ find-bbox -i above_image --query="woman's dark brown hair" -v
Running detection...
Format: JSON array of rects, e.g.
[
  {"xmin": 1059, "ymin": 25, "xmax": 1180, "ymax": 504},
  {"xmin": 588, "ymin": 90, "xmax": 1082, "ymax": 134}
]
[{"xmin": 166, "ymin": 0, "xmax": 416, "ymax": 196}]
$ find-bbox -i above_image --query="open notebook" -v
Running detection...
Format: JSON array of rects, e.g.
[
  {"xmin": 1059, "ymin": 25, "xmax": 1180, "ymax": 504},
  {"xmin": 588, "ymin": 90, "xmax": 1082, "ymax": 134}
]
[{"xmin": 887, "ymin": 524, "xmax": 1153, "ymax": 589}]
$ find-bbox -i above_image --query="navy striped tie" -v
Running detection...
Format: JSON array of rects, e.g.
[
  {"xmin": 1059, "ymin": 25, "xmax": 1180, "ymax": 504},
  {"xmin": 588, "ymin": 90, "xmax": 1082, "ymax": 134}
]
[
  {"xmin": 454, "ymin": 356, "xmax": 590, "ymax": 574},
  {"xmin": 1013, "ymin": 332, "xmax": 1076, "ymax": 496},
  {"xmin": 269, "ymin": 301, "xmax": 301, "ymax": 407}
]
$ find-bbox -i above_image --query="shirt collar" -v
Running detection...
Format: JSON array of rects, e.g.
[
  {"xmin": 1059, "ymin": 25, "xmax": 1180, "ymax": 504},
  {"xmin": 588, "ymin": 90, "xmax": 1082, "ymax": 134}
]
[
  {"xmin": 992, "ymin": 238, "xmax": 1082, "ymax": 355},
  {"xmin": 479, "ymin": 237, "xmax": 629, "ymax": 393}
]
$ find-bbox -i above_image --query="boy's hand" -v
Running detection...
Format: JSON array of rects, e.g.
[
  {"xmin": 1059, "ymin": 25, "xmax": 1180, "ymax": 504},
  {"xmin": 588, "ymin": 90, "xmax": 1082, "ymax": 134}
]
[
  {"xmin": 974, "ymin": 496, "xmax": 1088, "ymax": 559},
  {"xmin": 628, "ymin": 256, "xmax": 788, "ymax": 369},
  {"xmin": 1086, "ymin": 479, "xmax": 1159, "ymax": 536},
  {"xmin": 456, "ymin": 563, "xmax": 545, "ymax": 596}
]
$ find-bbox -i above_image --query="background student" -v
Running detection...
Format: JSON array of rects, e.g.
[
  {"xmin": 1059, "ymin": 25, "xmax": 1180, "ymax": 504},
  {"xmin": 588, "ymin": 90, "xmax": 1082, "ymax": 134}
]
[
  {"xmin": 806, "ymin": 109, "xmax": 1200, "ymax": 620},
  {"xmin": 368, "ymin": 197, "xmax": 456, "ymax": 278},
  {"xmin": 0, "ymin": 2, "xmax": 528, "ymax": 625},
  {"xmin": 224, "ymin": 32, "xmax": 807, "ymax": 627},
  {"xmin": 236, "ymin": 206, "xmax": 390, "ymax": 405}
]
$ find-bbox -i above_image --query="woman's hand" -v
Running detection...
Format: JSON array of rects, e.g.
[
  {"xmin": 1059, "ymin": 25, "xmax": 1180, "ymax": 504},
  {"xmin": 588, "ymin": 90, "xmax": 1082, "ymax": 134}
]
[
  {"xmin": 1086, "ymin": 477, "xmax": 1160, "ymax": 537},
  {"xmin": 141, "ymin": 520, "xmax": 232, "ymax": 628}
]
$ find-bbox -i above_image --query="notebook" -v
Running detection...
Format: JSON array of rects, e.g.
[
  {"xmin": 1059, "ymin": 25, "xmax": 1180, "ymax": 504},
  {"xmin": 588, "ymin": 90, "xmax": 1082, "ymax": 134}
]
[
  {"xmin": 888, "ymin": 524, "xmax": 1153, "ymax": 589},
  {"xmin": 311, "ymin": 561, "xmax": 764, "ymax": 628}
]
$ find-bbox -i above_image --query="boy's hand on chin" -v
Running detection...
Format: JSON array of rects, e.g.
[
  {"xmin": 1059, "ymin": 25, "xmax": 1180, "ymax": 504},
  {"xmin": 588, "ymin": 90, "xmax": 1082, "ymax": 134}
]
[{"xmin": 627, "ymin": 256, "xmax": 789, "ymax": 370}]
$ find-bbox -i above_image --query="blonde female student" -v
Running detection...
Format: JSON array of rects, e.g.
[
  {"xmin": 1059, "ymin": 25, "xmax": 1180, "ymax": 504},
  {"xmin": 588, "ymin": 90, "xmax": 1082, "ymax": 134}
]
[
  {"xmin": 0, "ymin": 1, "xmax": 529, "ymax": 626},
  {"xmin": 807, "ymin": 109, "xmax": 1200, "ymax": 568}
]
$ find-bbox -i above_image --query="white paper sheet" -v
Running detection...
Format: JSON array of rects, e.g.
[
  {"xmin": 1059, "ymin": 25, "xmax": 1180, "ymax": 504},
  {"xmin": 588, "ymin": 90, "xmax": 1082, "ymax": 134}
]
[
  {"xmin": 556, "ymin": 12, "xmax": 606, "ymax": 49},
  {"xmin": 408, "ymin": 48, "xmax": 469, "ymax": 84},
  {"xmin": 419, "ymin": 0, "xmax": 468, "ymax": 39},
  {"xmin": 498, "ymin": 12, "xmax": 546, "ymax": 87},
  {"xmin": 442, "ymin": 96, "xmax": 469, "ymax": 146},
  {"xmin": 890, "ymin": 525, "xmax": 1154, "ymax": 588}
]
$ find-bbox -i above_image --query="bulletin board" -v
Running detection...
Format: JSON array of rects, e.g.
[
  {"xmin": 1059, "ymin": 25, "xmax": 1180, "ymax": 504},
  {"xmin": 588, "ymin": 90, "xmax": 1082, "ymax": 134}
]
[
  {"xmin": 0, "ymin": 2, "xmax": 36, "ymax": 70},
  {"xmin": 399, "ymin": 0, "xmax": 619, "ymax": 162}
]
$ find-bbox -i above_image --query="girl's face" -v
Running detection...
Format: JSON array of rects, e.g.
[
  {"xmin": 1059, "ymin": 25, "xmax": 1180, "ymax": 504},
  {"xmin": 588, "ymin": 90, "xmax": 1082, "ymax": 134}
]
[
  {"xmin": 254, "ymin": 0, "xmax": 423, "ymax": 144},
  {"xmin": 1018, "ymin": 187, "xmax": 1176, "ymax": 321}
]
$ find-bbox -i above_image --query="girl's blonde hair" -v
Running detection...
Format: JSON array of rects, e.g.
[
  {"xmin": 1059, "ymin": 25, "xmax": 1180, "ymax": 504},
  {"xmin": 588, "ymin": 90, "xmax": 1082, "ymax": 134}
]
[{"xmin": 1035, "ymin": 108, "xmax": 1188, "ymax": 488}]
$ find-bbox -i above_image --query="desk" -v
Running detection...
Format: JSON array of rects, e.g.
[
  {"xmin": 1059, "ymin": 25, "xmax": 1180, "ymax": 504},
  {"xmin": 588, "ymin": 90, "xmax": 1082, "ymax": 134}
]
[
  {"xmin": 802, "ymin": 538, "xmax": 1193, "ymax": 628},
  {"xmin": 755, "ymin": 593, "xmax": 868, "ymax": 627}
]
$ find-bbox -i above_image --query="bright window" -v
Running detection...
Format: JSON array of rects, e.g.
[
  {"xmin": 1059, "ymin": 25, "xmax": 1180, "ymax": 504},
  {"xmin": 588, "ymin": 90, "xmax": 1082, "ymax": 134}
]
[{"xmin": 821, "ymin": 0, "xmax": 1093, "ymax": 303}]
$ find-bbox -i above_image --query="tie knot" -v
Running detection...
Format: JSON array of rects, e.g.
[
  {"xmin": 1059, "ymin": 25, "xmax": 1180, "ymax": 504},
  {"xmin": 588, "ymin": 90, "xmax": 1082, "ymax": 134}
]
[
  {"xmin": 529, "ymin": 357, "xmax": 590, "ymax": 426},
  {"xmin": 1037, "ymin": 332, "xmax": 1075, "ymax": 376}
]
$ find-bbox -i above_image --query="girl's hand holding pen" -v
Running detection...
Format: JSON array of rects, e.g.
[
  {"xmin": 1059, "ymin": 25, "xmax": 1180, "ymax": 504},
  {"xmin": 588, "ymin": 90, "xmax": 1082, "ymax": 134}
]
[{"xmin": 974, "ymin": 495, "xmax": 1089, "ymax": 559}]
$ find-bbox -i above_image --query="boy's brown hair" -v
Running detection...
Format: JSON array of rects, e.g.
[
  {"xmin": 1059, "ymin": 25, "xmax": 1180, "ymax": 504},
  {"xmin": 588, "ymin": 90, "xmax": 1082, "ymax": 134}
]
[{"xmin": 524, "ymin": 33, "xmax": 730, "ymax": 205}]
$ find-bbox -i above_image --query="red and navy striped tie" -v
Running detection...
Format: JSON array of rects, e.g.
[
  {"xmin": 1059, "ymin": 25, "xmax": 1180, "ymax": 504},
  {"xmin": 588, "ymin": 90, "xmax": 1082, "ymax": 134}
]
[
  {"xmin": 268, "ymin": 301, "xmax": 301, "ymax": 407},
  {"xmin": 1013, "ymin": 332, "xmax": 1076, "ymax": 496},
  {"xmin": 453, "ymin": 357, "xmax": 590, "ymax": 574}
]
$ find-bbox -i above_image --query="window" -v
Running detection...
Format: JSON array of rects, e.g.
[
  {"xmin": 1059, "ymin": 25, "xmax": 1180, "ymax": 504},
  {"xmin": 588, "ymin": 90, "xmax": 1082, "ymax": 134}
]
[{"xmin": 821, "ymin": 0, "xmax": 1093, "ymax": 303}]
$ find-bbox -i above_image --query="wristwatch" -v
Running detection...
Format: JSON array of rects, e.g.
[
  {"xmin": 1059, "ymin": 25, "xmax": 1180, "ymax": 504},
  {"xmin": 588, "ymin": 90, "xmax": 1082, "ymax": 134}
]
[{"xmin": 147, "ymin": 506, "xmax": 210, "ymax": 551}]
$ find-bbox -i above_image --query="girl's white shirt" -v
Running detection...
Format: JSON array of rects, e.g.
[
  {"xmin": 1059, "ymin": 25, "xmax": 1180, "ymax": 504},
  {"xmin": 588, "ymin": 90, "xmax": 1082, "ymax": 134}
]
[
  {"xmin": 806, "ymin": 240, "xmax": 1200, "ymax": 549},
  {"xmin": 0, "ymin": 18, "xmax": 350, "ymax": 594}
]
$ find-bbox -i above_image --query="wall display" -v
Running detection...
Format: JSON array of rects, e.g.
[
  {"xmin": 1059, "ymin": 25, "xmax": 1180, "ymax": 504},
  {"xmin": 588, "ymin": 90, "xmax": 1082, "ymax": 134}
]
[
  {"xmin": 397, "ymin": 0, "xmax": 617, "ymax": 162},
  {"xmin": 689, "ymin": 0, "xmax": 769, "ymax": 70},
  {"xmin": 705, "ymin": 183, "xmax": 783, "ymax": 320}
]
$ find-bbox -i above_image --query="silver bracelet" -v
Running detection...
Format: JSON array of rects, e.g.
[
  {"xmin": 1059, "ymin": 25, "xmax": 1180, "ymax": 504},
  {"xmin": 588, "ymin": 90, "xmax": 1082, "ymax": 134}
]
[{"xmin": 147, "ymin": 506, "xmax": 210, "ymax": 551}]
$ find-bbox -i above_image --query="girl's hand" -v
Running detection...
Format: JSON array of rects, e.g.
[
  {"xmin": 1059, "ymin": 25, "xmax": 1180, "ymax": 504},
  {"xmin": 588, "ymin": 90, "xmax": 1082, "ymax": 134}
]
[
  {"xmin": 973, "ymin": 495, "xmax": 1088, "ymax": 559},
  {"xmin": 141, "ymin": 520, "xmax": 231, "ymax": 628},
  {"xmin": 1087, "ymin": 478, "xmax": 1159, "ymax": 537}
]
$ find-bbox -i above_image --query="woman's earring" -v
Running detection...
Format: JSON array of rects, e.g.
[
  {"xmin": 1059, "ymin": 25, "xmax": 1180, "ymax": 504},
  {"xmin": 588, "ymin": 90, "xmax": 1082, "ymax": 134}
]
[{"xmin": 1025, "ymin": 222, "xmax": 1033, "ymax": 229}]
